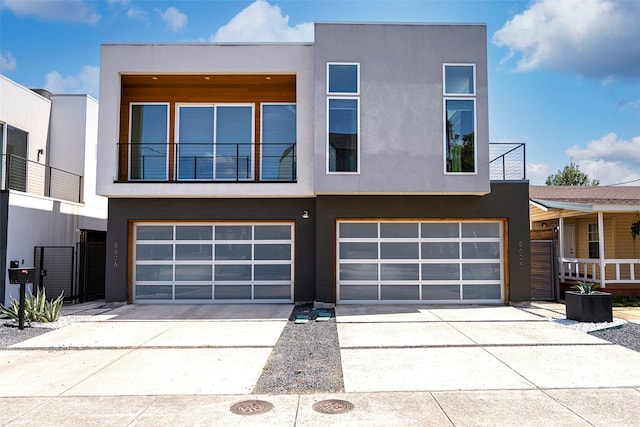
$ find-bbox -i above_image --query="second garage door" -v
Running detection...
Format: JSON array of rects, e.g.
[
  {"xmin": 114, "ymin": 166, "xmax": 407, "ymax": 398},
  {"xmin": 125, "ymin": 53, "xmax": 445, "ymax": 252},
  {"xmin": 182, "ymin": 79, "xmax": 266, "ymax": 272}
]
[{"xmin": 337, "ymin": 220, "xmax": 504, "ymax": 303}]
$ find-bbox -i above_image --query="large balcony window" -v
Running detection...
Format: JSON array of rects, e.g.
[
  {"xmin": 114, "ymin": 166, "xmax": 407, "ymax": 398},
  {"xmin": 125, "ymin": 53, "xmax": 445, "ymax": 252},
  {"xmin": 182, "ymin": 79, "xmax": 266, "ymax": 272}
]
[{"xmin": 130, "ymin": 104, "xmax": 169, "ymax": 180}]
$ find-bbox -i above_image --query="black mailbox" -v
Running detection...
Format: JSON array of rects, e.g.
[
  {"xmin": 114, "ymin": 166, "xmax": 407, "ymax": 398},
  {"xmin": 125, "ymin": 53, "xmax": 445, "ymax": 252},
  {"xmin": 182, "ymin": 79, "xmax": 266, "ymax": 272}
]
[{"xmin": 8, "ymin": 268, "xmax": 35, "ymax": 285}]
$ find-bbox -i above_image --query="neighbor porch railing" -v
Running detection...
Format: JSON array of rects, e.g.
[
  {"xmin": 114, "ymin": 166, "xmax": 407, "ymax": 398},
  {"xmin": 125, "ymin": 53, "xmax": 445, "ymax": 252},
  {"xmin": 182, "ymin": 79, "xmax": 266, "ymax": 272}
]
[
  {"xmin": 560, "ymin": 257, "xmax": 640, "ymax": 287},
  {"xmin": 1, "ymin": 154, "xmax": 83, "ymax": 203},
  {"xmin": 489, "ymin": 143, "xmax": 526, "ymax": 181}
]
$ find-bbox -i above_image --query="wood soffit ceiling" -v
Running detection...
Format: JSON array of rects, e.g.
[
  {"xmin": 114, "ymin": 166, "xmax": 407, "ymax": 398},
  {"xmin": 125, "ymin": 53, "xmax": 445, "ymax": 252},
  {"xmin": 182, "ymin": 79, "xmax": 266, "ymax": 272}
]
[{"xmin": 121, "ymin": 74, "xmax": 295, "ymax": 89}]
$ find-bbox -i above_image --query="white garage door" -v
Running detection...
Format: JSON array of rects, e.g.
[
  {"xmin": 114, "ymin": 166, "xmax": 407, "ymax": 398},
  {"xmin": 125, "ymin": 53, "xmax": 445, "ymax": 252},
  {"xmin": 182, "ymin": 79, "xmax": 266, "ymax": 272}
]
[
  {"xmin": 337, "ymin": 221, "xmax": 504, "ymax": 303},
  {"xmin": 133, "ymin": 222, "xmax": 294, "ymax": 303}
]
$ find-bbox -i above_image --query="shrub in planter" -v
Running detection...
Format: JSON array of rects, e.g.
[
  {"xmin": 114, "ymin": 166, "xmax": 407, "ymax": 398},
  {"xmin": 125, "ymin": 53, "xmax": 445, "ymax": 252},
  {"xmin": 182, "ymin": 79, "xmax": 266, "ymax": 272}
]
[{"xmin": 565, "ymin": 282, "xmax": 612, "ymax": 323}]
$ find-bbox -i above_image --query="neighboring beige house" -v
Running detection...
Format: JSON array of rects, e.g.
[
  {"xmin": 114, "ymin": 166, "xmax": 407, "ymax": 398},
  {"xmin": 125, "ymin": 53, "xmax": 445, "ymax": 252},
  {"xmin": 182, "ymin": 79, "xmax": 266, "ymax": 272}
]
[{"xmin": 530, "ymin": 185, "xmax": 640, "ymax": 296}]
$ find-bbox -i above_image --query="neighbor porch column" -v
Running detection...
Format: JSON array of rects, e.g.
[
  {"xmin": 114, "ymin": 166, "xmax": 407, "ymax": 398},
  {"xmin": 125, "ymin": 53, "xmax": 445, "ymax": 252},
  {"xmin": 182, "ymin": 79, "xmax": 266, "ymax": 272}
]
[{"xmin": 598, "ymin": 211, "xmax": 606, "ymax": 288}]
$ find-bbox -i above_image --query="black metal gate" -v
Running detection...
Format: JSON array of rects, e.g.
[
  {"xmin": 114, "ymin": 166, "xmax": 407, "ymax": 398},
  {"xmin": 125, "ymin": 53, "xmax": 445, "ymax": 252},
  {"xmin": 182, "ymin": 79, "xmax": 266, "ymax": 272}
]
[
  {"xmin": 76, "ymin": 230, "xmax": 106, "ymax": 302},
  {"xmin": 34, "ymin": 246, "xmax": 75, "ymax": 302}
]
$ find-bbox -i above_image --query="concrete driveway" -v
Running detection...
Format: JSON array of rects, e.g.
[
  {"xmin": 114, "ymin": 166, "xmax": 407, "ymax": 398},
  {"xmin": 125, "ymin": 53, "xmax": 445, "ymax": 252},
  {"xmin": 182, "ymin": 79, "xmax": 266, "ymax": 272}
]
[{"xmin": 2, "ymin": 303, "xmax": 640, "ymax": 426}]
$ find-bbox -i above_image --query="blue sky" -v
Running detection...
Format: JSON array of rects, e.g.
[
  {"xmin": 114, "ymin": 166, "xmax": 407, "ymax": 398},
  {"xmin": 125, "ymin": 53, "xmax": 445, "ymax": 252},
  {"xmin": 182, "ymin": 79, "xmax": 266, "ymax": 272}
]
[{"xmin": 1, "ymin": 0, "xmax": 640, "ymax": 185}]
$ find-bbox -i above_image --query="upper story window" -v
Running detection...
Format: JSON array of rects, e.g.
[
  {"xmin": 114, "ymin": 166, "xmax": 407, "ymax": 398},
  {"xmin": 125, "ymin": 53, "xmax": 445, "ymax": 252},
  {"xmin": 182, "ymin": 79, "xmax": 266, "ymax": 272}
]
[
  {"xmin": 444, "ymin": 64, "xmax": 476, "ymax": 174},
  {"xmin": 261, "ymin": 104, "xmax": 296, "ymax": 181},
  {"xmin": 327, "ymin": 63, "xmax": 359, "ymax": 174},
  {"xmin": 129, "ymin": 103, "xmax": 169, "ymax": 180}
]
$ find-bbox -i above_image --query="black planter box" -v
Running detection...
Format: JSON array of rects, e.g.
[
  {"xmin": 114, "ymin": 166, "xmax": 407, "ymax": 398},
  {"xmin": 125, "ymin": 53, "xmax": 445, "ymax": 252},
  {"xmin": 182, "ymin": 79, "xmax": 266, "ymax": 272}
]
[{"xmin": 565, "ymin": 291, "xmax": 613, "ymax": 323}]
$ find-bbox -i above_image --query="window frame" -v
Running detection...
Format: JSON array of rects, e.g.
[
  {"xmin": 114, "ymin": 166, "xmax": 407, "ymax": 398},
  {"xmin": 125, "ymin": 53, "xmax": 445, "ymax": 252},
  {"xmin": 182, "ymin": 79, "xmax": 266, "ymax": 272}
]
[
  {"xmin": 326, "ymin": 62, "xmax": 360, "ymax": 175},
  {"xmin": 588, "ymin": 223, "xmax": 599, "ymax": 259},
  {"xmin": 260, "ymin": 102, "xmax": 297, "ymax": 181},
  {"xmin": 443, "ymin": 63, "xmax": 477, "ymax": 175},
  {"xmin": 326, "ymin": 62, "xmax": 360, "ymax": 95},
  {"xmin": 175, "ymin": 102, "xmax": 255, "ymax": 182},
  {"xmin": 128, "ymin": 102, "xmax": 170, "ymax": 181}
]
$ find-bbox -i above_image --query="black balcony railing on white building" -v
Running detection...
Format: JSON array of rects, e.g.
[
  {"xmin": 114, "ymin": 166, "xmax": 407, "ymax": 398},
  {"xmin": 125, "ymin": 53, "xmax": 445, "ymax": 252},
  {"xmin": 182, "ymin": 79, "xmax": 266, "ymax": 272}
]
[
  {"xmin": 1, "ymin": 154, "xmax": 83, "ymax": 203},
  {"xmin": 489, "ymin": 143, "xmax": 526, "ymax": 181},
  {"xmin": 117, "ymin": 142, "xmax": 297, "ymax": 182}
]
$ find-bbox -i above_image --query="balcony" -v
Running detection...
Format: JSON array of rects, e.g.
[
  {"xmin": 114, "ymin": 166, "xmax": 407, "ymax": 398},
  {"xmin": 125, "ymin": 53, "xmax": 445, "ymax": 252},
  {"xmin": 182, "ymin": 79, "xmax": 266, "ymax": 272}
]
[
  {"xmin": 1, "ymin": 154, "xmax": 83, "ymax": 203},
  {"xmin": 117, "ymin": 142, "xmax": 297, "ymax": 183},
  {"xmin": 489, "ymin": 143, "xmax": 526, "ymax": 181}
]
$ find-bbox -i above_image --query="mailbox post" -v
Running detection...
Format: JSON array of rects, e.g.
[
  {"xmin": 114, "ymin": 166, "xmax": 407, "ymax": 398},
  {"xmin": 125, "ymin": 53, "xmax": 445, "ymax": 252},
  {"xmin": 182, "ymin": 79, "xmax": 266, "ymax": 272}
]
[{"xmin": 8, "ymin": 267, "xmax": 35, "ymax": 330}]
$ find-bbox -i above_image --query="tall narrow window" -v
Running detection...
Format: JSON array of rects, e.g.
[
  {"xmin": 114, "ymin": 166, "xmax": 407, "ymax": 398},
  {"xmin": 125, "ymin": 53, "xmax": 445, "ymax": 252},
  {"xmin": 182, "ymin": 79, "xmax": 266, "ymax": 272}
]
[
  {"xmin": 588, "ymin": 223, "xmax": 599, "ymax": 259},
  {"xmin": 327, "ymin": 63, "xmax": 359, "ymax": 173},
  {"xmin": 130, "ymin": 104, "xmax": 169, "ymax": 180},
  {"xmin": 444, "ymin": 64, "xmax": 476, "ymax": 173},
  {"xmin": 261, "ymin": 104, "xmax": 296, "ymax": 181}
]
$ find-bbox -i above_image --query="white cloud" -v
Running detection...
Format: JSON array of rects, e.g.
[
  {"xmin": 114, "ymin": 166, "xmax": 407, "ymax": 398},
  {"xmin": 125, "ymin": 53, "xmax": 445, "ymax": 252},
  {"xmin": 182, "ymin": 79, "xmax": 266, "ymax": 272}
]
[
  {"xmin": 565, "ymin": 133, "xmax": 640, "ymax": 185},
  {"xmin": 0, "ymin": 50, "xmax": 17, "ymax": 72},
  {"xmin": 493, "ymin": 0, "xmax": 640, "ymax": 79},
  {"xmin": 44, "ymin": 65, "xmax": 99, "ymax": 98},
  {"xmin": 2, "ymin": 0, "xmax": 100, "ymax": 24},
  {"xmin": 158, "ymin": 7, "xmax": 187, "ymax": 32},
  {"xmin": 527, "ymin": 163, "xmax": 550, "ymax": 185},
  {"xmin": 211, "ymin": 0, "xmax": 313, "ymax": 42}
]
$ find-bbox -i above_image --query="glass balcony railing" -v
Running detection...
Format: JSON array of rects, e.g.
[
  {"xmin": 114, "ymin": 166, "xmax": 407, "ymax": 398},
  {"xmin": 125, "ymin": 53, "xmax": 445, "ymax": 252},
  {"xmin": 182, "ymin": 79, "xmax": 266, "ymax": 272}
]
[
  {"xmin": 117, "ymin": 142, "xmax": 297, "ymax": 183},
  {"xmin": 1, "ymin": 154, "xmax": 83, "ymax": 203}
]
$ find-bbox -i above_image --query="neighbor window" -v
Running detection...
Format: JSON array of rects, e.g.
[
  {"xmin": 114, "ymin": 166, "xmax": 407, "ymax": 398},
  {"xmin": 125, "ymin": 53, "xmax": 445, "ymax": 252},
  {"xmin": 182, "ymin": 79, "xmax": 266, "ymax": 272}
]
[
  {"xmin": 444, "ymin": 64, "xmax": 476, "ymax": 173},
  {"xmin": 129, "ymin": 104, "xmax": 169, "ymax": 180},
  {"xmin": 6, "ymin": 124, "xmax": 28, "ymax": 191},
  {"xmin": 588, "ymin": 223, "xmax": 599, "ymax": 259},
  {"xmin": 327, "ymin": 63, "xmax": 359, "ymax": 173}
]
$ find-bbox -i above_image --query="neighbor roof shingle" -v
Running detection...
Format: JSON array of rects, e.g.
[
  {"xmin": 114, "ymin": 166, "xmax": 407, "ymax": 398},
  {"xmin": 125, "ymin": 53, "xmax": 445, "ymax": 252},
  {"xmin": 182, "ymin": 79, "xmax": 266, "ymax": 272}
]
[{"xmin": 529, "ymin": 186, "xmax": 640, "ymax": 205}]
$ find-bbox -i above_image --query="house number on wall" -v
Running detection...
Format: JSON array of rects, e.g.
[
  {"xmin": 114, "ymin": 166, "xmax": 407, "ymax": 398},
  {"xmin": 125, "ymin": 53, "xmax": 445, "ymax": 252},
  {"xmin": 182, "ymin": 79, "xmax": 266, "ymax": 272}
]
[
  {"xmin": 518, "ymin": 240, "xmax": 524, "ymax": 266},
  {"xmin": 113, "ymin": 242, "xmax": 119, "ymax": 268}
]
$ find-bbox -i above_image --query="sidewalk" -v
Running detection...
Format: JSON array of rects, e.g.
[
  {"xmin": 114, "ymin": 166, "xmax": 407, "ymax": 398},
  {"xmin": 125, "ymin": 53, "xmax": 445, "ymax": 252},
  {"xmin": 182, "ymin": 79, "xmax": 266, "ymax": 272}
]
[{"xmin": 1, "ymin": 302, "xmax": 640, "ymax": 426}]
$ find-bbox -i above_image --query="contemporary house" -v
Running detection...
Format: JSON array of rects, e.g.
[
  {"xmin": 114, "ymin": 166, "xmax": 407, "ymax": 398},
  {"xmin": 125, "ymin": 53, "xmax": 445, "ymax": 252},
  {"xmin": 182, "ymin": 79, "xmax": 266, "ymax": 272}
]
[
  {"xmin": 97, "ymin": 22, "xmax": 530, "ymax": 305},
  {"xmin": 0, "ymin": 75, "xmax": 108, "ymax": 305},
  {"xmin": 530, "ymin": 185, "xmax": 640, "ymax": 297}
]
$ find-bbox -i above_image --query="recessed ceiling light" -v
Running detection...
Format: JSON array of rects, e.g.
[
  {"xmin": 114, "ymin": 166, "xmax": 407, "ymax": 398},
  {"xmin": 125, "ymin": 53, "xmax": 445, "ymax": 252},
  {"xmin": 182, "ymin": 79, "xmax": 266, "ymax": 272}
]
[
  {"xmin": 204, "ymin": 76, "xmax": 210, "ymax": 80},
  {"xmin": 151, "ymin": 76, "xmax": 158, "ymax": 80},
  {"xmin": 265, "ymin": 76, "xmax": 272, "ymax": 80}
]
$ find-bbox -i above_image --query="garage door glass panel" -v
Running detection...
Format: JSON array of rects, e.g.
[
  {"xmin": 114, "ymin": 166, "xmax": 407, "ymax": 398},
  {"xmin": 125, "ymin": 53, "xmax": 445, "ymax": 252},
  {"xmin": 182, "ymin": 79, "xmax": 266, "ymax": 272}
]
[
  {"xmin": 463, "ymin": 285, "xmax": 501, "ymax": 299},
  {"xmin": 462, "ymin": 242, "xmax": 500, "ymax": 259},
  {"xmin": 176, "ymin": 226, "xmax": 212, "ymax": 240},
  {"xmin": 340, "ymin": 263, "xmax": 378, "ymax": 280},
  {"xmin": 381, "ymin": 264, "xmax": 419, "ymax": 280},
  {"xmin": 175, "ymin": 285, "xmax": 212, "ymax": 300},
  {"xmin": 422, "ymin": 285, "xmax": 460, "ymax": 300},
  {"xmin": 339, "ymin": 223, "xmax": 377, "ymax": 238},
  {"xmin": 136, "ymin": 244, "xmax": 173, "ymax": 260},
  {"xmin": 254, "ymin": 264, "xmax": 291, "ymax": 280},
  {"xmin": 422, "ymin": 223, "xmax": 458, "ymax": 238},
  {"xmin": 136, "ymin": 265, "xmax": 173, "ymax": 281},
  {"xmin": 422, "ymin": 264, "xmax": 460, "ymax": 280},
  {"xmin": 381, "ymin": 285, "xmax": 419, "ymax": 300},
  {"xmin": 215, "ymin": 244, "xmax": 251, "ymax": 260},
  {"xmin": 380, "ymin": 223, "xmax": 418, "ymax": 238},
  {"xmin": 462, "ymin": 263, "xmax": 500, "ymax": 280},
  {"xmin": 215, "ymin": 226, "xmax": 252, "ymax": 240},
  {"xmin": 176, "ymin": 244, "xmax": 212, "ymax": 260},
  {"xmin": 422, "ymin": 242, "xmax": 459, "ymax": 259},
  {"xmin": 339, "ymin": 242, "xmax": 378, "ymax": 259},
  {"xmin": 175, "ymin": 265, "xmax": 212, "ymax": 281},
  {"xmin": 215, "ymin": 265, "xmax": 252, "ymax": 281},
  {"xmin": 255, "ymin": 225, "xmax": 291, "ymax": 240},
  {"xmin": 340, "ymin": 285, "xmax": 378, "ymax": 300},
  {"xmin": 136, "ymin": 285, "xmax": 172, "ymax": 300},
  {"xmin": 380, "ymin": 242, "xmax": 418, "ymax": 259},
  {"xmin": 137, "ymin": 226, "xmax": 173, "ymax": 240},
  {"xmin": 462, "ymin": 223, "xmax": 499, "ymax": 238},
  {"xmin": 255, "ymin": 285, "xmax": 291, "ymax": 299},
  {"xmin": 215, "ymin": 285, "xmax": 252, "ymax": 299},
  {"xmin": 254, "ymin": 244, "xmax": 291, "ymax": 260}
]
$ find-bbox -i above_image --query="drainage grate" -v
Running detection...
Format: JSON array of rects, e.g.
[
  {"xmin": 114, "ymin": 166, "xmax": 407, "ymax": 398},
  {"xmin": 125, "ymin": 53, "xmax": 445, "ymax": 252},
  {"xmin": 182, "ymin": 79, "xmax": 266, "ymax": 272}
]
[
  {"xmin": 230, "ymin": 400, "xmax": 274, "ymax": 416},
  {"xmin": 312, "ymin": 399, "xmax": 355, "ymax": 414}
]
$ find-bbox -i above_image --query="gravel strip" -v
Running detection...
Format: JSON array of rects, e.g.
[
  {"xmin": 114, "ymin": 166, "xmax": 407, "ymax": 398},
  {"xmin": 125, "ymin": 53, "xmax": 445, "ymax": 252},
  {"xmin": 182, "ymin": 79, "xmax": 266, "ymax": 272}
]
[
  {"xmin": 590, "ymin": 322, "xmax": 640, "ymax": 353},
  {"xmin": 252, "ymin": 304, "xmax": 344, "ymax": 395}
]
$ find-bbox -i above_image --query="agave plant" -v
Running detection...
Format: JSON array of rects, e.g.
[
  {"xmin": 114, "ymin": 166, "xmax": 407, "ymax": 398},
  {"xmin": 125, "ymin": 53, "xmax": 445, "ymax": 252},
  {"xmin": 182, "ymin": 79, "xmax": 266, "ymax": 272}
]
[
  {"xmin": 572, "ymin": 281, "xmax": 599, "ymax": 295},
  {"xmin": 0, "ymin": 289, "xmax": 64, "ymax": 323}
]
